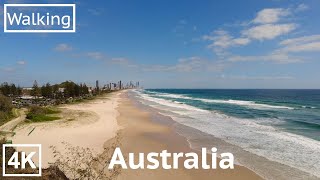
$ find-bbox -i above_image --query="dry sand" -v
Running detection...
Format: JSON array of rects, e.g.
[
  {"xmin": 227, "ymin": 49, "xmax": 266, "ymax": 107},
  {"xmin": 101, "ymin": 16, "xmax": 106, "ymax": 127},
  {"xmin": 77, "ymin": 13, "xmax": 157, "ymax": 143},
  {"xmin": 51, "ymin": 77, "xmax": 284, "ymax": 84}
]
[
  {"xmin": 116, "ymin": 93, "xmax": 263, "ymax": 180},
  {"xmin": 8, "ymin": 91, "xmax": 263, "ymax": 179},
  {"xmin": 11, "ymin": 92, "xmax": 121, "ymax": 168}
]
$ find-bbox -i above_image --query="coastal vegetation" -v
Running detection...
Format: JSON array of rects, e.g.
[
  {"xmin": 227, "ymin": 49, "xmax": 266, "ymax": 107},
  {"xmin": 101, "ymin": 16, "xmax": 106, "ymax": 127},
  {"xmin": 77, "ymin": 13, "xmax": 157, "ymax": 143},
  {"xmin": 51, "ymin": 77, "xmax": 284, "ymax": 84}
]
[
  {"xmin": 1, "ymin": 80, "xmax": 91, "ymax": 99},
  {"xmin": 31, "ymin": 80, "xmax": 91, "ymax": 99},
  {"xmin": 0, "ymin": 139, "xmax": 69, "ymax": 179},
  {"xmin": 51, "ymin": 133, "xmax": 122, "ymax": 179},
  {"xmin": 0, "ymin": 80, "xmax": 135, "ymax": 179},
  {"xmin": 0, "ymin": 80, "xmax": 95, "ymax": 108},
  {"xmin": 0, "ymin": 78, "xmax": 139, "ymax": 129},
  {"xmin": 0, "ymin": 133, "xmax": 122, "ymax": 180},
  {"xmin": 0, "ymin": 80, "xmax": 117, "ymax": 124},
  {"xmin": 0, "ymin": 94, "xmax": 16, "ymax": 126},
  {"xmin": 26, "ymin": 106, "xmax": 61, "ymax": 122},
  {"xmin": 0, "ymin": 82, "xmax": 22, "ymax": 97}
]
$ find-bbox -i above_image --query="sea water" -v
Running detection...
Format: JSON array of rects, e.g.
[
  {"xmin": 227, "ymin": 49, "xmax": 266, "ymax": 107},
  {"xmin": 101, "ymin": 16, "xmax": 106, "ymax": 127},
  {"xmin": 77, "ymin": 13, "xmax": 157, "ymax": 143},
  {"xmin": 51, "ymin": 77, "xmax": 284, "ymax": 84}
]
[{"xmin": 129, "ymin": 89, "xmax": 320, "ymax": 180}]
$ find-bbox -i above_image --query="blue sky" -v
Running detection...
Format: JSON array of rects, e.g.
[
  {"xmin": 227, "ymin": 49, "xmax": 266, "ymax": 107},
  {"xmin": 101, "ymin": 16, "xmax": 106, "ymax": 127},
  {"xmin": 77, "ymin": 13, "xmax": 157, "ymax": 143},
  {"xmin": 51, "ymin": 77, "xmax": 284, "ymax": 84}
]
[{"xmin": 0, "ymin": 0, "xmax": 320, "ymax": 88}]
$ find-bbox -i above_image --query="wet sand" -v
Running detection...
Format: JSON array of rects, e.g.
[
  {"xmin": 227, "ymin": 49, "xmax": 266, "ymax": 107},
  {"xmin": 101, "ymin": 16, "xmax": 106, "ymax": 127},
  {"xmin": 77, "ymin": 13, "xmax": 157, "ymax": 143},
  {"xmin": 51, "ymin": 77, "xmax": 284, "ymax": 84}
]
[{"xmin": 116, "ymin": 93, "xmax": 262, "ymax": 180}]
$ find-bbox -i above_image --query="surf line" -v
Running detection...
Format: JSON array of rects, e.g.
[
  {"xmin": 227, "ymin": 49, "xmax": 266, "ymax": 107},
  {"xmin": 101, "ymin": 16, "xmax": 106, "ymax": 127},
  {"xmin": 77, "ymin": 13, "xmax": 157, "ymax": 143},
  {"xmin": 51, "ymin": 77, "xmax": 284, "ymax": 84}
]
[{"xmin": 108, "ymin": 147, "xmax": 234, "ymax": 170}]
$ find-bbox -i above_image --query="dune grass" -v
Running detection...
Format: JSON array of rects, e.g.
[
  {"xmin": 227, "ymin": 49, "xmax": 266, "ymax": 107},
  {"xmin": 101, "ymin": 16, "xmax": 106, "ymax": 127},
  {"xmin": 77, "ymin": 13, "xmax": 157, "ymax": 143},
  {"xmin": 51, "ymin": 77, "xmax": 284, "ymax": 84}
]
[
  {"xmin": 26, "ymin": 106, "xmax": 61, "ymax": 123},
  {"xmin": 26, "ymin": 114, "xmax": 60, "ymax": 122}
]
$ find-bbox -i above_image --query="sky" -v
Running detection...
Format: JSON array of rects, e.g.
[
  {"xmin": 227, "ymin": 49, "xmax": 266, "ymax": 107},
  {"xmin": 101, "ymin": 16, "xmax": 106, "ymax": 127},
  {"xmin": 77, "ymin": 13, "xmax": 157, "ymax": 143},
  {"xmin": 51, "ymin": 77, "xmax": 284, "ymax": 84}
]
[{"xmin": 0, "ymin": 0, "xmax": 320, "ymax": 88}]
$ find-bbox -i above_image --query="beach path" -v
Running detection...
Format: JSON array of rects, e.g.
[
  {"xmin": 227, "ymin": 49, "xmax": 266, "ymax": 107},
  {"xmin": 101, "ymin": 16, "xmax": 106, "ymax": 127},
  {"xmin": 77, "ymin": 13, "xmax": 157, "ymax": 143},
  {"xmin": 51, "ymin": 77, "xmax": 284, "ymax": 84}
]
[{"xmin": 0, "ymin": 109, "xmax": 26, "ymax": 134}]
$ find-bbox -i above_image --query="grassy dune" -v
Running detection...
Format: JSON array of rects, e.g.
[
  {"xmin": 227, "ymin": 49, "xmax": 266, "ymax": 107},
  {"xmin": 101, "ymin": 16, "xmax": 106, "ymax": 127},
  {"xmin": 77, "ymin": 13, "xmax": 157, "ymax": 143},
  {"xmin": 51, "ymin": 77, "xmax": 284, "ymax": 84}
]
[{"xmin": 26, "ymin": 106, "xmax": 61, "ymax": 122}]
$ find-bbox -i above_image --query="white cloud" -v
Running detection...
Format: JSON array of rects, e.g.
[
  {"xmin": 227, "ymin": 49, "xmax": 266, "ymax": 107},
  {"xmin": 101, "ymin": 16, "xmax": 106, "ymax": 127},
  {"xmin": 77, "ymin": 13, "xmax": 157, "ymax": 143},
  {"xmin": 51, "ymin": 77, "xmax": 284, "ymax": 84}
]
[
  {"xmin": 280, "ymin": 42, "xmax": 320, "ymax": 53},
  {"xmin": 295, "ymin": 4, "xmax": 309, "ymax": 12},
  {"xmin": 223, "ymin": 75, "xmax": 294, "ymax": 80},
  {"xmin": 199, "ymin": 4, "xmax": 316, "ymax": 66},
  {"xmin": 143, "ymin": 57, "xmax": 225, "ymax": 72},
  {"xmin": 54, "ymin": 43, "xmax": 73, "ymax": 52},
  {"xmin": 174, "ymin": 57, "xmax": 207, "ymax": 72},
  {"xmin": 228, "ymin": 52, "xmax": 302, "ymax": 64},
  {"xmin": 142, "ymin": 65, "xmax": 169, "ymax": 72},
  {"xmin": 242, "ymin": 23, "xmax": 296, "ymax": 40},
  {"xmin": 202, "ymin": 5, "xmax": 301, "ymax": 53},
  {"xmin": 0, "ymin": 66, "xmax": 17, "ymax": 73},
  {"xmin": 110, "ymin": 57, "xmax": 138, "ymax": 68},
  {"xmin": 203, "ymin": 30, "xmax": 250, "ymax": 53},
  {"xmin": 72, "ymin": 51, "xmax": 139, "ymax": 68},
  {"xmin": 280, "ymin": 35, "xmax": 320, "ymax": 46},
  {"xmin": 278, "ymin": 34, "xmax": 320, "ymax": 53},
  {"xmin": 173, "ymin": 19, "xmax": 190, "ymax": 37},
  {"xmin": 253, "ymin": 8, "xmax": 290, "ymax": 24},
  {"xmin": 0, "ymin": 59, "xmax": 28, "ymax": 74},
  {"xmin": 111, "ymin": 57, "xmax": 130, "ymax": 65},
  {"xmin": 227, "ymin": 34, "xmax": 320, "ymax": 64},
  {"xmin": 17, "ymin": 60, "xmax": 26, "ymax": 65},
  {"xmin": 233, "ymin": 38, "xmax": 251, "ymax": 45},
  {"xmin": 86, "ymin": 52, "xmax": 105, "ymax": 60}
]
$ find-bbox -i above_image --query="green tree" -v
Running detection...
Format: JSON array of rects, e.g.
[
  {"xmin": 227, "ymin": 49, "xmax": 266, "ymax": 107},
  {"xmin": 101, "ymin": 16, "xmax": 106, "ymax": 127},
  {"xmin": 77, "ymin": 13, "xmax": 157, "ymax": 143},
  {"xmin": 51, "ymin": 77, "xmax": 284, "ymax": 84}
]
[
  {"xmin": 17, "ymin": 86, "xmax": 22, "ymax": 96},
  {"xmin": 31, "ymin": 80, "xmax": 41, "ymax": 97},
  {"xmin": 41, "ymin": 83, "xmax": 53, "ymax": 98},
  {"xmin": 0, "ymin": 82, "xmax": 10, "ymax": 96},
  {"xmin": 74, "ymin": 84, "xmax": 80, "ymax": 97},
  {"xmin": 82, "ymin": 84, "xmax": 89, "ymax": 95},
  {"xmin": 10, "ymin": 84, "xmax": 17, "ymax": 96},
  {"xmin": 0, "ymin": 94, "xmax": 12, "ymax": 112}
]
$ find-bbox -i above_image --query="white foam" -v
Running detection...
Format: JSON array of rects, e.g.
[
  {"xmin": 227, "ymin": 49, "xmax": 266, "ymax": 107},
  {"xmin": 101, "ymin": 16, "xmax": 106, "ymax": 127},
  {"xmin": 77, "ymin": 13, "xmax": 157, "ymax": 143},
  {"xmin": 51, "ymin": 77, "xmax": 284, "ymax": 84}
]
[
  {"xmin": 146, "ymin": 90, "xmax": 294, "ymax": 110},
  {"xmin": 133, "ymin": 90, "xmax": 320, "ymax": 178},
  {"xmin": 156, "ymin": 93, "xmax": 193, "ymax": 99},
  {"xmin": 196, "ymin": 98, "xmax": 294, "ymax": 110},
  {"xmin": 302, "ymin": 106, "xmax": 317, "ymax": 109},
  {"xmin": 139, "ymin": 94, "xmax": 206, "ymax": 112}
]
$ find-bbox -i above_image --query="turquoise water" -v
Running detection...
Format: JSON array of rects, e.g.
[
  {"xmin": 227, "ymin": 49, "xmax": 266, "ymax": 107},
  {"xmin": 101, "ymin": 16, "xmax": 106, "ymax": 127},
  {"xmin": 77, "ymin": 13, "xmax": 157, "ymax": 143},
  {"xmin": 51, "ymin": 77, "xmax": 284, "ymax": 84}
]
[
  {"xmin": 144, "ymin": 89, "xmax": 320, "ymax": 141},
  {"xmin": 132, "ymin": 89, "xmax": 320, "ymax": 179}
]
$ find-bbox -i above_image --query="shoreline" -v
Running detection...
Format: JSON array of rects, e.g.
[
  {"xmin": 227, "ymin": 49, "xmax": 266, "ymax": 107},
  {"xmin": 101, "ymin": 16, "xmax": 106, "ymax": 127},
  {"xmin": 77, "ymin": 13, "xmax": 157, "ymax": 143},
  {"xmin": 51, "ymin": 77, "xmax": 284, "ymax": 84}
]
[
  {"xmin": 132, "ymin": 90, "xmax": 320, "ymax": 180},
  {"xmin": 4, "ymin": 90, "xmax": 314, "ymax": 179},
  {"xmin": 116, "ymin": 92, "xmax": 262, "ymax": 180}
]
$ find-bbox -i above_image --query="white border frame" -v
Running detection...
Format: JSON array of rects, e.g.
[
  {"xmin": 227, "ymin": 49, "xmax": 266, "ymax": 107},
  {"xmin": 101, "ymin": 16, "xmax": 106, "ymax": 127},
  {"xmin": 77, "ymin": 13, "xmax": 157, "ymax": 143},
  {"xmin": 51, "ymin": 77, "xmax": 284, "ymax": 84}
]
[
  {"xmin": 2, "ymin": 144, "xmax": 42, "ymax": 177},
  {"xmin": 3, "ymin": 4, "xmax": 76, "ymax": 33}
]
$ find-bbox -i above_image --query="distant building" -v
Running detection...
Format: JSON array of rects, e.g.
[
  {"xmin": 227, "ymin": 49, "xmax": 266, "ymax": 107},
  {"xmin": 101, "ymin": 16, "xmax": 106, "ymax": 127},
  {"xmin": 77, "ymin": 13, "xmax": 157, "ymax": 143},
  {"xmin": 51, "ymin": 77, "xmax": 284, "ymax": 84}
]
[
  {"xmin": 96, "ymin": 80, "xmax": 99, "ymax": 89},
  {"xmin": 22, "ymin": 87, "xmax": 33, "ymax": 95},
  {"xmin": 58, "ymin": 88, "xmax": 65, "ymax": 93},
  {"xmin": 19, "ymin": 96, "xmax": 33, "ymax": 105}
]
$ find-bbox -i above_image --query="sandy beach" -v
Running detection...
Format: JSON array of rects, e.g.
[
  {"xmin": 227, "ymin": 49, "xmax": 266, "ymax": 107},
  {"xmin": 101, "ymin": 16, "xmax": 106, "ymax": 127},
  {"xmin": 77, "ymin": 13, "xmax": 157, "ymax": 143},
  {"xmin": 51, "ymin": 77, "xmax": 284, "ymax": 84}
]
[
  {"xmin": 7, "ymin": 90, "xmax": 262, "ymax": 179},
  {"xmin": 116, "ymin": 92, "xmax": 262, "ymax": 180},
  {"xmin": 11, "ymin": 92, "xmax": 120, "ymax": 168}
]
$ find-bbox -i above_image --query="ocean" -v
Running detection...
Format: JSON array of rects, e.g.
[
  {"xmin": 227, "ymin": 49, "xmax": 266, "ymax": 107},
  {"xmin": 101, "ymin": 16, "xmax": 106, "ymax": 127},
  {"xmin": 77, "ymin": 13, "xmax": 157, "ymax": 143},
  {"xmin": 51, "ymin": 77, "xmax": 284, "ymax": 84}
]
[{"xmin": 129, "ymin": 89, "xmax": 320, "ymax": 180}]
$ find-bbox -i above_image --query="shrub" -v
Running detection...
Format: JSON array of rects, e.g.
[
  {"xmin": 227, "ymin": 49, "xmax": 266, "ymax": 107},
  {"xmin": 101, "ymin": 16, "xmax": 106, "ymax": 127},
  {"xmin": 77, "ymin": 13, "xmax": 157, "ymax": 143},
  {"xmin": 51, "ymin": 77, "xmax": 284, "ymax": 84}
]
[
  {"xmin": 28, "ymin": 106, "xmax": 60, "ymax": 115},
  {"xmin": 0, "ymin": 94, "xmax": 14, "ymax": 125},
  {"xmin": 0, "ymin": 139, "xmax": 68, "ymax": 179},
  {"xmin": 26, "ymin": 106, "xmax": 60, "ymax": 122},
  {"xmin": 0, "ymin": 94, "xmax": 12, "ymax": 113},
  {"xmin": 51, "ymin": 133, "xmax": 122, "ymax": 179}
]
